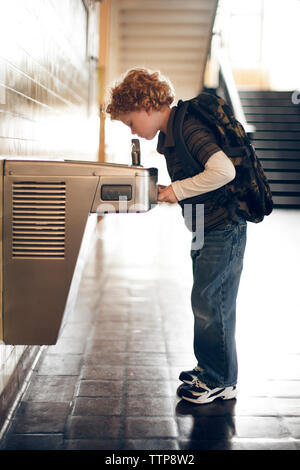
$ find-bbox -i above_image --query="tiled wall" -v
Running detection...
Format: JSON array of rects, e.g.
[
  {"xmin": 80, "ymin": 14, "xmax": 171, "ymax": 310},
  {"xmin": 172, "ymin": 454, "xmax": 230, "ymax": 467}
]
[
  {"xmin": 0, "ymin": 0, "xmax": 99, "ymax": 427},
  {"xmin": 0, "ymin": 0, "xmax": 99, "ymax": 160},
  {"xmin": 0, "ymin": 345, "xmax": 28, "ymax": 396}
]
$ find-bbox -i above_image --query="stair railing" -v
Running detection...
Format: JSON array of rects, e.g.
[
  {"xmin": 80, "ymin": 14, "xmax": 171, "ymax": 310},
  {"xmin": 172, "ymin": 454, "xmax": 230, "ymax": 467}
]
[{"xmin": 209, "ymin": 33, "xmax": 255, "ymax": 134}]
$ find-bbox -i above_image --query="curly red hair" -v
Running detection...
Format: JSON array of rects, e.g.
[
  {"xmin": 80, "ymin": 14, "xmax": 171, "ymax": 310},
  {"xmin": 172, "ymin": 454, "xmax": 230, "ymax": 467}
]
[{"xmin": 106, "ymin": 68, "xmax": 175, "ymax": 119}]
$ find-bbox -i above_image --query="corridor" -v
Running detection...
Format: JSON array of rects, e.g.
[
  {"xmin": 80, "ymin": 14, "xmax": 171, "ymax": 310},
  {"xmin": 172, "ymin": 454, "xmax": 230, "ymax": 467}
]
[{"xmin": 0, "ymin": 203, "xmax": 300, "ymax": 451}]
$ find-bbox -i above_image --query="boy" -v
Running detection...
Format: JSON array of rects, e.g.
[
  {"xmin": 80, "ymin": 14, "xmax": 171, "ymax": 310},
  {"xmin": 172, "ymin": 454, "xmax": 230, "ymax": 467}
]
[{"xmin": 106, "ymin": 68, "xmax": 247, "ymax": 405}]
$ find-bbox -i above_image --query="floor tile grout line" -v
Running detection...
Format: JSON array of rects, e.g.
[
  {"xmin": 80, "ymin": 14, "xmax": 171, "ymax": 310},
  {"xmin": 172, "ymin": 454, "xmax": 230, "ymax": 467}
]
[
  {"xmin": 117, "ymin": 301, "xmax": 130, "ymax": 449},
  {"xmin": 157, "ymin": 288, "xmax": 181, "ymax": 449},
  {"xmin": 62, "ymin": 305, "xmax": 102, "ymax": 449}
]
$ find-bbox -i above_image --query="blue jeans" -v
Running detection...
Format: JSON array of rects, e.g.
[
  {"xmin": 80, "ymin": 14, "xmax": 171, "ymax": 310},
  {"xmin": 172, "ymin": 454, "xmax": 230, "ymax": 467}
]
[{"xmin": 190, "ymin": 218, "xmax": 247, "ymax": 388}]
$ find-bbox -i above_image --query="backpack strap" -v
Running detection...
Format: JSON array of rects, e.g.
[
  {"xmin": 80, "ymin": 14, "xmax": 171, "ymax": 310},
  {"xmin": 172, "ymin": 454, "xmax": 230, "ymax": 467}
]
[
  {"xmin": 173, "ymin": 99, "xmax": 232, "ymax": 208},
  {"xmin": 174, "ymin": 100, "xmax": 251, "ymax": 173},
  {"xmin": 173, "ymin": 100, "xmax": 202, "ymax": 177}
]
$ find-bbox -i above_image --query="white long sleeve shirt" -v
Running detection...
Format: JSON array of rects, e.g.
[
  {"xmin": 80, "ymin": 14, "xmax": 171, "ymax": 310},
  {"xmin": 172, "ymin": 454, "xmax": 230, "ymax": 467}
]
[{"xmin": 171, "ymin": 150, "xmax": 236, "ymax": 201}]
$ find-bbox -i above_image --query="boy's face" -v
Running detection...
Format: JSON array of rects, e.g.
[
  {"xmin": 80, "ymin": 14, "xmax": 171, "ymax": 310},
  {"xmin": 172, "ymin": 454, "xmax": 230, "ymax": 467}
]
[{"xmin": 118, "ymin": 108, "xmax": 159, "ymax": 140}]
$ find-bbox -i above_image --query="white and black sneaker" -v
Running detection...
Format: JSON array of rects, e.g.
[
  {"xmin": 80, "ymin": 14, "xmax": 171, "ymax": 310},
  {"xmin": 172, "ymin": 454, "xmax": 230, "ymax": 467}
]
[
  {"xmin": 178, "ymin": 366, "xmax": 203, "ymax": 385},
  {"xmin": 180, "ymin": 378, "xmax": 237, "ymax": 405}
]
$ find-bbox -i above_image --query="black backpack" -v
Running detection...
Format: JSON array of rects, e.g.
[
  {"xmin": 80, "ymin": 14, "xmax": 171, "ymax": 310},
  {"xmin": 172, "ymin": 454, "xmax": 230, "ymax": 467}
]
[{"xmin": 173, "ymin": 92, "xmax": 273, "ymax": 223}]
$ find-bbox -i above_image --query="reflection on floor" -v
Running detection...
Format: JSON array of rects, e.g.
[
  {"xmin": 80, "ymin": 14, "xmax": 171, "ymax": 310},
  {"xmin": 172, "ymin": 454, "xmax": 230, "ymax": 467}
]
[{"xmin": 1, "ymin": 204, "xmax": 300, "ymax": 450}]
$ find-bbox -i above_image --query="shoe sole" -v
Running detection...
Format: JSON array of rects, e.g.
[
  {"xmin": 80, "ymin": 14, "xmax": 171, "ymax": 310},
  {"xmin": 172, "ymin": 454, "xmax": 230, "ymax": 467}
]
[{"xmin": 181, "ymin": 388, "xmax": 237, "ymax": 405}]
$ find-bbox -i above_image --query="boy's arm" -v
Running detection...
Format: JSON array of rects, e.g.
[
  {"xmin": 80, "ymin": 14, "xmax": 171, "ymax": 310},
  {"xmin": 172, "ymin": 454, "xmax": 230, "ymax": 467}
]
[
  {"xmin": 171, "ymin": 150, "xmax": 235, "ymax": 201},
  {"xmin": 158, "ymin": 117, "xmax": 235, "ymax": 204}
]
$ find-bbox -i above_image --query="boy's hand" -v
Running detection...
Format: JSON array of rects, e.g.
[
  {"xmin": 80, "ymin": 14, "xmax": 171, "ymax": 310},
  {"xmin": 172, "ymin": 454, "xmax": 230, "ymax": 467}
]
[{"xmin": 157, "ymin": 184, "xmax": 178, "ymax": 203}]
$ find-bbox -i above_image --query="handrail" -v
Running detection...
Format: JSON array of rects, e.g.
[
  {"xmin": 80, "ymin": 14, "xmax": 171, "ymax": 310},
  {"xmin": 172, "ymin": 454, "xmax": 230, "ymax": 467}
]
[{"xmin": 215, "ymin": 48, "xmax": 255, "ymax": 134}]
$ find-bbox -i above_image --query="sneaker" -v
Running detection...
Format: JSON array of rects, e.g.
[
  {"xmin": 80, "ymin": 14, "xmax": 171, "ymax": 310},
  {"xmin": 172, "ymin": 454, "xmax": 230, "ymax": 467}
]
[
  {"xmin": 177, "ymin": 383, "xmax": 190, "ymax": 398},
  {"xmin": 180, "ymin": 378, "xmax": 237, "ymax": 405},
  {"xmin": 179, "ymin": 366, "xmax": 203, "ymax": 385}
]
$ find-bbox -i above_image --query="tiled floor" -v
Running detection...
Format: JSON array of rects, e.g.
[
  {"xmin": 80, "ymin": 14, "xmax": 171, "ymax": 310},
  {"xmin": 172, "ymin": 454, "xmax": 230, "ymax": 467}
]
[{"xmin": 1, "ymin": 203, "xmax": 300, "ymax": 451}]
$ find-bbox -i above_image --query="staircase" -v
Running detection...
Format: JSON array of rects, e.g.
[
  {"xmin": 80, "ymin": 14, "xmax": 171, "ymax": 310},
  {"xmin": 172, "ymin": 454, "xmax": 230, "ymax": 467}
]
[
  {"xmin": 108, "ymin": 0, "xmax": 218, "ymax": 100},
  {"xmin": 239, "ymin": 90, "xmax": 300, "ymax": 207}
]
